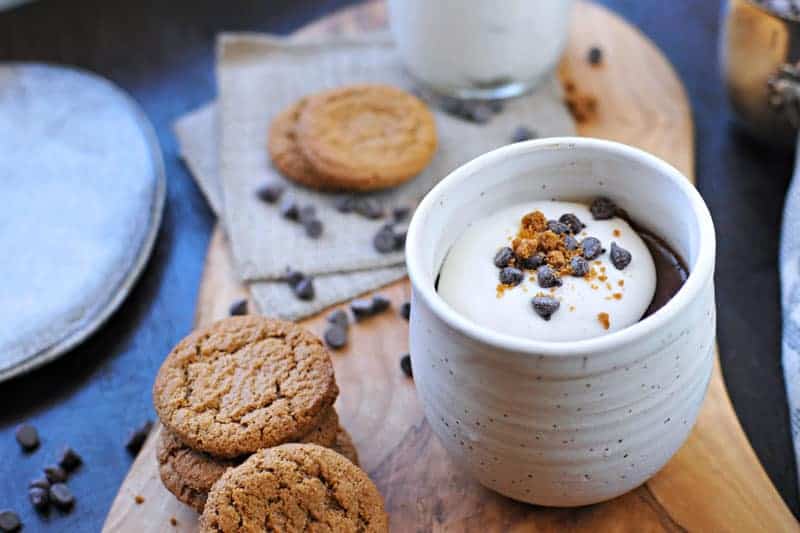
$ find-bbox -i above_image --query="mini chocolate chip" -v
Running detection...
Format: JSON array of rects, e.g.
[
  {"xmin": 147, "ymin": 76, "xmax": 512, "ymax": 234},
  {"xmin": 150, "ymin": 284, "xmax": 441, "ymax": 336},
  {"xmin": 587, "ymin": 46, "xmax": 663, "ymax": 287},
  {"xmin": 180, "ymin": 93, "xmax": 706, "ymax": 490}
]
[
  {"xmin": 255, "ymin": 182, "xmax": 284, "ymax": 203},
  {"xmin": 228, "ymin": 298, "xmax": 248, "ymax": 316},
  {"xmin": 537, "ymin": 265, "xmax": 562, "ymax": 288},
  {"xmin": 547, "ymin": 220, "xmax": 569, "ymax": 234},
  {"xmin": 323, "ymin": 324, "xmax": 348, "ymax": 350},
  {"xmin": 373, "ymin": 225, "xmax": 398, "ymax": 254},
  {"xmin": 469, "ymin": 102, "xmax": 494, "ymax": 124},
  {"xmin": 588, "ymin": 46, "xmax": 603, "ymax": 65},
  {"xmin": 298, "ymin": 205, "xmax": 317, "ymax": 224},
  {"xmin": 0, "ymin": 510, "xmax": 20, "ymax": 531},
  {"xmin": 400, "ymin": 354, "xmax": 413, "ymax": 378},
  {"xmin": 303, "ymin": 218, "xmax": 323, "ymax": 239},
  {"xmin": 279, "ymin": 197, "xmax": 299, "ymax": 220},
  {"xmin": 581, "ymin": 237, "xmax": 604, "ymax": 260},
  {"xmin": 352, "ymin": 198, "xmax": 384, "ymax": 219},
  {"xmin": 400, "ymin": 301, "xmax": 411, "ymax": 320},
  {"xmin": 334, "ymin": 196, "xmax": 354, "ymax": 213},
  {"xmin": 58, "ymin": 447, "xmax": 82, "ymax": 472},
  {"xmin": 518, "ymin": 252, "xmax": 545, "ymax": 270},
  {"xmin": 15, "ymin": 423, "xmax": 39, "ymax": 452},
  {"xmin": 610, "ymin": 242, "xmax": 632, "ymax": 270},
  {"xmin": 371, "ymin": 295, "xmax": 391, "ymax": 314},
  {"xmin": 44, "ymin": 465, "xmax": 67, "ymax": 484},
  {"xmin": 590, "ymin": 197, "xmax": 617, "ymax": 220},
  {"xmin": 493, "ymin": 247, "xmax": 514, "ymax": 268},
  {"xmin": 532, "ymin": 296, "xmax": 560, "ymax": 320},
  {"xmin": 559, "ymin": 213, "xmax": 585, "ymax": 234},
  {"xmin": 446, "ymin": 99, "xmax": 496, "ymax": 123},
  {"xmin": 49, "ymin": 483, "xmax": 74, "ymax": 511},
  {"xmin": 285, "ymin": 268, "xmax": 305, "ymax": 288},
  {"xmin": 392, "ymin": 224, "xmax": 408, "ymax": 250},
  {"xmin": 489, "ymin": 100, "xmax": 505, "ymax": 113},
  {"xmin": 392, "ymin": 206, "xmax": 411, "ymax": 222},
  {"xmin": 564, "ymin": 235, "xmax": 579, "ymax": 250},
  {"xmin": 293, "ymin": 277, "xmax": 315, "ymax": 300},
  {"xmin": 29, "ymin": 477, "xmax": 50, "ymax": 490},
  {"xmin": 510, "ymin": 125, "xmax": 537, "ymax": 143},
  {"xmin": 499, "ymin": 267, "xmax": 525, "ymax": 286},
  {"xmin": 125, "ymin": 420, "xmax": 154, "ymax": 456},
  {"xmin": 327, "ymin": 309, "xmax": 349, "ymax": 329},
  {"xmin": 350, "ymin": 299, "xmax": 374, "ymax": 321},
  {"xmin": 29, "ymin": 486, "xmax": 49, "ymax": 512},
  {"xmin": 440, "ymin": 96, "xmax": 465, "ymax": 116},
  {"xmin": 571, "ymin": 256, "xmax": 590, "ymax": 277}
]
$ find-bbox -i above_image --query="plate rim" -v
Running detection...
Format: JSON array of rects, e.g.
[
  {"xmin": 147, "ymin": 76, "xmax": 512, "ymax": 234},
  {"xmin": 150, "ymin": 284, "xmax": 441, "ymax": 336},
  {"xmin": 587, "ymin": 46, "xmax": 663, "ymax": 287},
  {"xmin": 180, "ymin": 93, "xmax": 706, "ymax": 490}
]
[{"xmin": 0, "ymin": 62, "xmax": 167, "ymax": 382}]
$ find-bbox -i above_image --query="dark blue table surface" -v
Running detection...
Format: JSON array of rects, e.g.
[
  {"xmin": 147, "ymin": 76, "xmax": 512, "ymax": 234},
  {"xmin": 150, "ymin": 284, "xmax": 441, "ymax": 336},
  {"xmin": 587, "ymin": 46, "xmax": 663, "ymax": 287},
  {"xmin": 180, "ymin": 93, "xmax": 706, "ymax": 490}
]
[{"xmin": 0, "ymin": 0, "xmax": 796, "ymax": 530}]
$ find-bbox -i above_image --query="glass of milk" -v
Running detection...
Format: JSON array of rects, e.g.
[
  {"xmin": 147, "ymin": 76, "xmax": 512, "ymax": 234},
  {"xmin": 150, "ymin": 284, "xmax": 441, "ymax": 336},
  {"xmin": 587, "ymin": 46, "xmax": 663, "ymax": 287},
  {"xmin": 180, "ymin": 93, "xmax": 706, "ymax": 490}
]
[{"xmin": 388, "ymin": 0, "xmax": 575, "ymax": 100}]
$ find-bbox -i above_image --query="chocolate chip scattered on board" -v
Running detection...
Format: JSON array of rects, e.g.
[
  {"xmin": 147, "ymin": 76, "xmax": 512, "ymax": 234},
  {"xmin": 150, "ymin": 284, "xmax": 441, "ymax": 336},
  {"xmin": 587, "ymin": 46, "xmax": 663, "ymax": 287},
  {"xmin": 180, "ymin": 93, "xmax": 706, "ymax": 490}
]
[
  {"xmin": 49, "ymin": 484, "xmax": 74, "ymax": 511},
  {"xmin": 255, "ymin": 182, "xmax": 285, "ymax": 203},
  {"xmin": 400, "ymin": 301, "xmax": 411, "ymax": 320},
  {"xmin": 29, "ymin": 487, "xmax": 48, "ymax": 513},
  {"xmin": 323, "ymin": 325, "xmax": 348, "ymax": 350},
  {"xmin": 327, "ymin": 309, "xmax": 349, "ymax": 329},
  {"xmin": 43, "ymin": 465, "xmax": 67, "ymax": 484},
  {"xmin": 15, "ymin": 424, "xmax": 39, "ymax": 452},
  {"xmin": 58, "ymin": 447, "xmax": 82, "ymax": 472},
  {"xmin": 0, "ymin": 510, "xmax": 20, "ymax": 532},
  {"xmin": 228, "ymin": 298, "xmax": 248, "ymax": 316},
  {"xmin": 400, "ymin": 354, "xmax": 413, "ymax": 378}
]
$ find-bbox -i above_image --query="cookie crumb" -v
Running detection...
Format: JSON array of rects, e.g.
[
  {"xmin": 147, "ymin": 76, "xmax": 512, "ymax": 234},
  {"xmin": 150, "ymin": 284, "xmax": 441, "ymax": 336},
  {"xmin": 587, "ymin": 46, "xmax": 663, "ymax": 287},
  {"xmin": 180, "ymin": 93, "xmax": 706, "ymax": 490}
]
[
  {"xmin": 134, "ymin": 495, "xmax": 144, "ymax": 505},
  {"xmin": 170, "ymin": 517, "xmax": 178, "ymax": 527},
  {"xmin": 597, "ymin": 312, "xmax": 610, "ymax": 330}
]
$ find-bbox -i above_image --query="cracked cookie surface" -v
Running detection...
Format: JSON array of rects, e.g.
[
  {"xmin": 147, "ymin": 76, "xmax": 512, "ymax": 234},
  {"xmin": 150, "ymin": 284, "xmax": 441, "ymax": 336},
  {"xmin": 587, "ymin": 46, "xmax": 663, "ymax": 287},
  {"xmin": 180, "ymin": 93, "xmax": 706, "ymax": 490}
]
[
  {"xmin": 156, "ymin": 409, "xmax": 340, "ymax": 512},
  {"xmin": 153, "ymin": 316, "xmax": 338, "ymax": 458},
  {"xmin": 200, "ymin": 444, "xmax": 388, "ymax": 533},
  {"xmin": 296, "ymin": 84, "xmax": 437, "ymax": 191}
]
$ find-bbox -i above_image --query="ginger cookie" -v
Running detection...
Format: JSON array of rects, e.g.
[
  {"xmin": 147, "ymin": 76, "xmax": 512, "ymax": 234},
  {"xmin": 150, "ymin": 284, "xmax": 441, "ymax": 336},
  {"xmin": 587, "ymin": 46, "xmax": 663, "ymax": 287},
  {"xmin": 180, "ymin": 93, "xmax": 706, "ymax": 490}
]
[
  {"xmin": 267, "ymin": 98, "xmax": 327, "ymax": 190},
  {"xmin": 296, "ymin": 84, "xmax": 437, "ymax": 191},
  {"xmin": 153, "ymin": 316, "xmax": 338, "ymax": 458},
  {"xmin": 200, "ymin": 444, "xmax": 388, "ymax": 533},
  {"xmin": 332, "ymin": 427, "xmax": 359, "ymax": 466},
  {"xmin": 157, "ymin": 427, "xmax": 237, "ymax": 513},
  {"xmin": 157, "ymin": 408, "xmax": 340, "ymax": 512}
]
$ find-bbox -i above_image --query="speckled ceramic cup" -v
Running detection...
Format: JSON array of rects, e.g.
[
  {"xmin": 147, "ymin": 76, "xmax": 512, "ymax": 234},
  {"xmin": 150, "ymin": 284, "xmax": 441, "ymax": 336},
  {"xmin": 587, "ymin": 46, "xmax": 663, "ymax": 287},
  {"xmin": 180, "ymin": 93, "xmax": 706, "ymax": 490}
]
[{"xmin": 405, "ymin": 137, "xmax": 716, "ymax": 506}]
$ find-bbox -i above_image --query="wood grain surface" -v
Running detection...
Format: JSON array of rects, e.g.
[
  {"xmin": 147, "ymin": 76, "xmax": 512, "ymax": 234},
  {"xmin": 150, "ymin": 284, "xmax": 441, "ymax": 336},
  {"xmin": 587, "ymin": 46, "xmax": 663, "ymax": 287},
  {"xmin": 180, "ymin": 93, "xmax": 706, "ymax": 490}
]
[{"xmin": 103, "ymin": 2, "xmax": 798, "ymax": 531}]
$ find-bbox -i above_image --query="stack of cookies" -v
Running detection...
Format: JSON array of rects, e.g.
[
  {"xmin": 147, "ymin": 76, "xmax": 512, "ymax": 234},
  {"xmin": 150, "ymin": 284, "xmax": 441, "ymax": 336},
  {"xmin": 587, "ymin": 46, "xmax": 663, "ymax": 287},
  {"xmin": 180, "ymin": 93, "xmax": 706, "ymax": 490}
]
[
  {"xmin": 152, "ymin": 316, "xmax": 386, "ymax": 531},
  {"xmin": 268, "ymin": 84, "xmax": 438, "ymax": 192}
]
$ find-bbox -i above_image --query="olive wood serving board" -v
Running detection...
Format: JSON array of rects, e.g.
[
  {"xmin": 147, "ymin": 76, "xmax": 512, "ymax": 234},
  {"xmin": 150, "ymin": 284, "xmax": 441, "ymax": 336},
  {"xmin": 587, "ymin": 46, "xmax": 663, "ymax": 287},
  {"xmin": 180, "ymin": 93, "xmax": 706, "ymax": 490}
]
[{"xmin": 103, "ymin": 1, "xmax": 798, "ymax": 531}]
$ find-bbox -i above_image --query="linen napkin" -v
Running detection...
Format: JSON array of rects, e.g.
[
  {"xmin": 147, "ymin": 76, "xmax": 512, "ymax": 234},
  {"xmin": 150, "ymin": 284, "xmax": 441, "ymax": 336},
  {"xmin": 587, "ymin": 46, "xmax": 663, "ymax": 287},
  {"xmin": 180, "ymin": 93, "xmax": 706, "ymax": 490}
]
[
  {"xmin": 174, "ymin": 104, "xmax": 406, "ymax": 320},
  {"xmin": 216, "ymin": 32, "xmax": 576, "ymax": 282},
  {"xmin": 779, "ymin": 149, "xmax": 800, "ymax": 484}
]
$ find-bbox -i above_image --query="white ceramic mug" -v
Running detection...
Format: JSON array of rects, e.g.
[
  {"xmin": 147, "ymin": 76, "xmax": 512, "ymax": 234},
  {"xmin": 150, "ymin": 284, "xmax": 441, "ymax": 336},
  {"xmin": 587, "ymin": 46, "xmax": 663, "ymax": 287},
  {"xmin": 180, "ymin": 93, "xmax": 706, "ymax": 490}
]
[
  {"xmin": 405, "ymin": 138, "xmax": 716, "ymax": 506},
  {"xmin": 387, "ymin": 0, "xmax": 574, "ymax": 100}
]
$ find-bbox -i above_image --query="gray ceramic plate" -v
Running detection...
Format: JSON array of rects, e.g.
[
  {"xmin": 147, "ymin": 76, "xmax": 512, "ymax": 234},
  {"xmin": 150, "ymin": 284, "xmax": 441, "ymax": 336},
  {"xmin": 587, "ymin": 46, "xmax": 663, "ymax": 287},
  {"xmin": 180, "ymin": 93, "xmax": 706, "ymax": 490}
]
[{"xmin": 0, "ymin": 63, "xmax": 166, "ymax": 381}]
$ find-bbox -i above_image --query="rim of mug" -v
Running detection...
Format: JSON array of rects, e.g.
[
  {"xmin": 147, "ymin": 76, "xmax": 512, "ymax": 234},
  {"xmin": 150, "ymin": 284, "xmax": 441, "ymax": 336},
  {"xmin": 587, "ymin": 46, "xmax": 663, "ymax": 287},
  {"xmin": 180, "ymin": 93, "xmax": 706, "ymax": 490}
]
[{"xmin": 405, "ymin": 137, "xmax": 716, "ymax": 357}]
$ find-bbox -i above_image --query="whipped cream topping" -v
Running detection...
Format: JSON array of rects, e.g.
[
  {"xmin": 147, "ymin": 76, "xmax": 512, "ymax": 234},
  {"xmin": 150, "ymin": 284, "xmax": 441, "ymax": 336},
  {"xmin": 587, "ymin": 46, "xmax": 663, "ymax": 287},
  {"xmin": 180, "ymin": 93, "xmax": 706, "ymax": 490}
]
[{"xmin": 437, "ymin": 201, "xmax": 657, "ymax": 342}]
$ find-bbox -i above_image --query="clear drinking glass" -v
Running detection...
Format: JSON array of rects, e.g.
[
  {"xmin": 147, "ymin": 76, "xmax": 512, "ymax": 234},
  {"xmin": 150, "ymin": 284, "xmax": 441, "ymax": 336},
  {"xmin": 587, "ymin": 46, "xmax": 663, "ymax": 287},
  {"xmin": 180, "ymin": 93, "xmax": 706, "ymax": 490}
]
[{"xmin": 388, "ymin": 0, "xmax": 575, "ymax": 100}]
